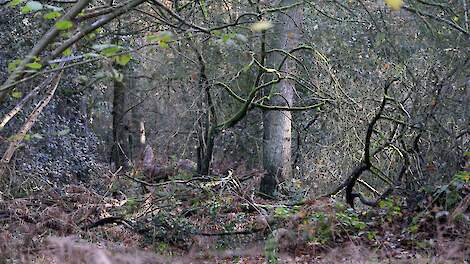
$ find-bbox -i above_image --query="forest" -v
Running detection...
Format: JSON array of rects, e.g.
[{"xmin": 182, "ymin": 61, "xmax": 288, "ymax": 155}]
[{"xmin": 0, "ymin": 0, "xmax": 469, "ymax": 263}]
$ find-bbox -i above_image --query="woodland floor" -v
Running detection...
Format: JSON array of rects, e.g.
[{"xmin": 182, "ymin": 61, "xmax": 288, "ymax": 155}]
[{"xmin": 0, "ymin": 163, "xmax": 468, "ymax": 264}]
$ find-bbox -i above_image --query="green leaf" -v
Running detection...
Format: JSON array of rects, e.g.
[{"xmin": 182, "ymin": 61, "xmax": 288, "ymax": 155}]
[
  {"xmin": 274, "ymin": 206, "xmax": 290, "ymax": 218},
  {"xmin": 11, "ymin": 90, "xmax": 23, "ymax": 99},
  {"xmin": 62, "ymin": 47, "xmax": 72, "ymax": 56},
  {"xmin": 455, "ymin": 171, "xmax": 469, "ymax": 183},
  {"xmin": 20, "ymin": 5, "xmax": 32, "ymax": 13},
  {"xmin": 92, "ymin": 44, "xmax": 122, "ymax": 56},
  {"xmin": 147, "ymin": 31, "xmax": 173, "ymax": 48},
  {"xmin": 84, "ymin": 32, "xmax": 96, "ymax": 40},
  {"xmin": 158, "ymin": 40, "xmax": 169, "ymax": 49},
  {"xmin": 103, "ymin": 47, "xmax": 121, "ymax": 56},
  {"xmin": 114, "ymin": 54, "xmax": 132, "ymax": 66},
  {"xmin": 44, "ymin": 11, "xmax": 61, "ymax": 20},
  {"xmin": 85, "ymin": 28, "xmax": 101, "ymax": 40},
  {"xmin": 25, "ymin": 62, "xmax": 42, "ymax": 70},
  {"xmin": 8, "ymin": 59, "xmax": 21, "ymax": 73},
  {"xmin": 366, "ymin": 231, "xmax": 377, "ymax": 240},
  {"xmin": 77, "ymin": 9, "xmax": 86, "ymax": 17},
  {"xmin": 222, "ymin": 33, "xmax": 233, "ymax": 43},
  {"xmin": 385, "ymin": 0, "xmax": 404, "ymax": 11},
  {"xmin": 146, "ymin": 35, "xmax": 159, "ymax": 42},
  {"xmin": 55, "ymin": 20, "xmax": 73, "ymax": 30},
  {"xmin": 8, "ymin": 0, "xmax": 23, "ymax": 7},
  {"xmin": 352, "ymin": 221, "xmax": 366, "ymax": 230}
]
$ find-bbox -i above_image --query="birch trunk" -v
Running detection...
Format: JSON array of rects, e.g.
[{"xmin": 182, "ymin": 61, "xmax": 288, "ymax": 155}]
[{"xmin": 260, "ymin": 0, "xmax": 302, "ymax": 196}]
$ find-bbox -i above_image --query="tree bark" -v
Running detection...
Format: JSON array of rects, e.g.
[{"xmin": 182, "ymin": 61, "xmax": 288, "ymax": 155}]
[
  {"xmin": 111, "ymin": 66, "xmax": 130, "ymax": 170},
  {"xmin": 260, "ymin": 0, "xmax": 302, "ymax": 197},
  {"xmin": 197, "ymin": 126, "xmax": 215, "ymax": 175},
  {"xmin": 194, "ymin": 46, "xmax": 217, "ymax": 176}
]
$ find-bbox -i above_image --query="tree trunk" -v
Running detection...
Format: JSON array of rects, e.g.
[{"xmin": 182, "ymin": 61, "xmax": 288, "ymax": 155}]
[
  {"xmin": 194, "ymin": 46, "xmax": 217, "ymax": 176},
  {"xmin": 260, "ymin": 0, "xmax": 302, "ymax": 196},
  {"xmin": 197, "ymin": 126, "xmax": 215, "ymax": 175},
  {"xmin": 111, "ymin": 66, "xmax": 130, "ymax": 171}
]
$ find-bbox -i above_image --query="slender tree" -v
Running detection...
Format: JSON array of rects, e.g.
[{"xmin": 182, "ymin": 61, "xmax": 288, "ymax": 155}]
[{"xmin": 260, "ymin": 0, "xmax": 302, "ymax": 196}]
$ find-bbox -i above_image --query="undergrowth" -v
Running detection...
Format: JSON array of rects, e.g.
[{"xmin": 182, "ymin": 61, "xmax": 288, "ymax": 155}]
[{"xmin": 0, "ymin": 163, "xmax": 468, "ymax": 263}]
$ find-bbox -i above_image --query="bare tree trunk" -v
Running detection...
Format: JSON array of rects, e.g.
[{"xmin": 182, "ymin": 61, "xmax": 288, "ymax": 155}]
[
  {"xmin": 194, "ymin": 46, "xmax": 217, "ymax": 176},
  {"xmin": 260, "ymin": 0, "xmax": 302, "ymax": 196},
  {"xmin": 197, "ymin": 126, "xmax": 215, "ymax": 175},
  {"xmin": 111, "ymin": 66, "xmax": 130, "ymax": 170}
]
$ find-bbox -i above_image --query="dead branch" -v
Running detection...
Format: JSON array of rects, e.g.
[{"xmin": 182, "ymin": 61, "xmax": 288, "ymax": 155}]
[
  {"xmin": 324, "ymin": 79, "xmax": 403, "ymax": 208},
  {"xmin": 0, "ymin": 67, "xmax": 64, "ymax": 182},
  {"xmin": 0, "ymin": 74, "xmax": 55, "ymax": 130}
]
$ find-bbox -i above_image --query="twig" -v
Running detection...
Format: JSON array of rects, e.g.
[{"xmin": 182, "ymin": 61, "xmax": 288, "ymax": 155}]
[
  {"xmin": 193, "ymin": 228, "xmax": 264, "ymax": 237},
  {"xmin": 125, "ymin": 174, "xmax": 212, "ymax": 187},
  {"xmin": 82, "ymin": 216, "xmax": 130, "ymax": 230}
]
